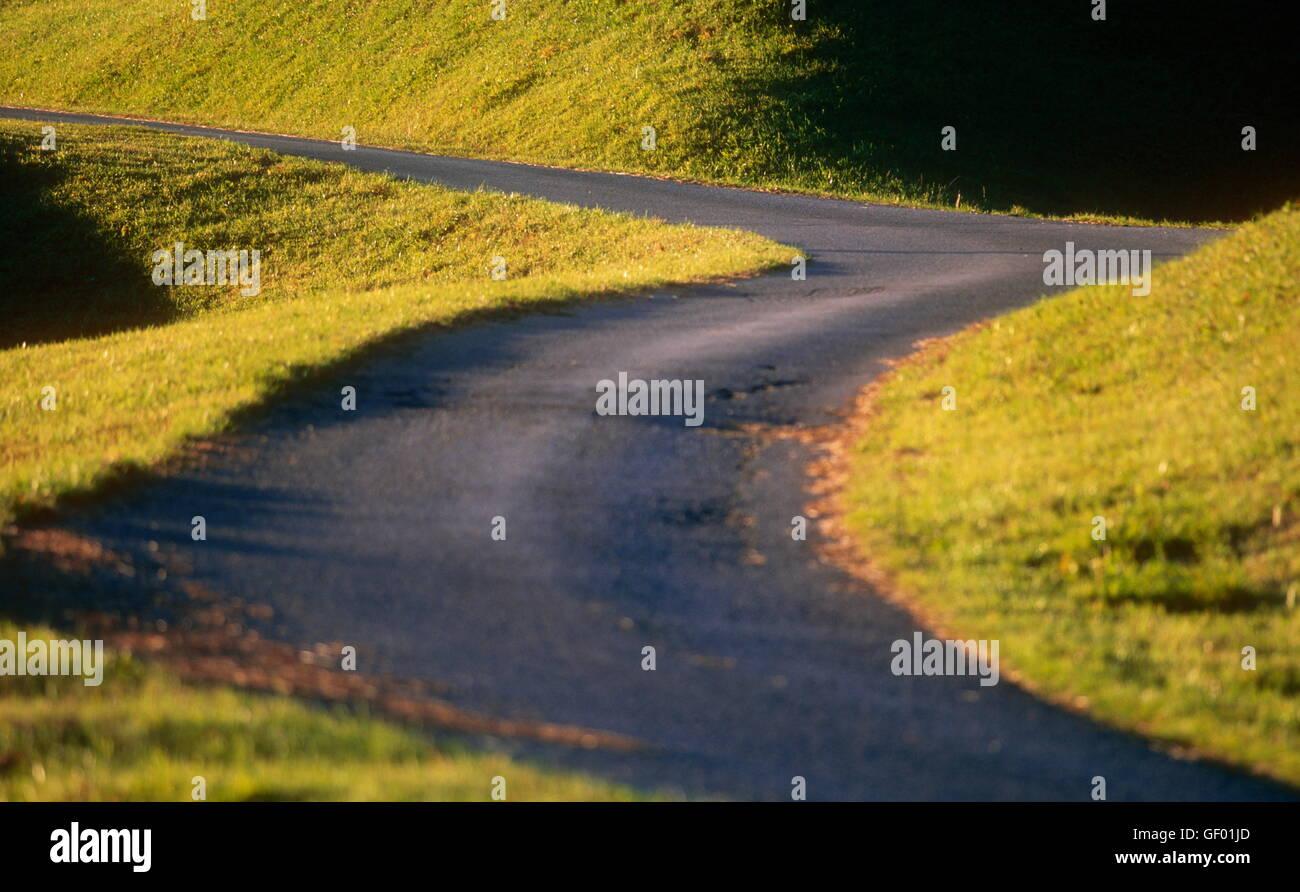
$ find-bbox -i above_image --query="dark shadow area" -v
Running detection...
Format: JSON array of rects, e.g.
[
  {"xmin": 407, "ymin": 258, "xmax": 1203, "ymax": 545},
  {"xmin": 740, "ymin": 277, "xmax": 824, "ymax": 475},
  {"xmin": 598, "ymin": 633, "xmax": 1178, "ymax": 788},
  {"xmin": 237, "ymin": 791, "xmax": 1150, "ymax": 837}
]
[
  {"xmin": 0, "ymin": 130, "xmax": 175, "ymax": 347},
  {"xmin": 730, "ymin": 1, "xmax": 1299, "ymax": 221}
]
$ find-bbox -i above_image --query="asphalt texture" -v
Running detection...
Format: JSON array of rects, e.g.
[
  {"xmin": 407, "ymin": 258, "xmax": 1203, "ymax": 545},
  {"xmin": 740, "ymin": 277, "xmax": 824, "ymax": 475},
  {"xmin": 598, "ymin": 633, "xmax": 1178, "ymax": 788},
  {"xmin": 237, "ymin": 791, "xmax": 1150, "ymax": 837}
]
[{"xmin": 3, "ymin": 106, "xmax": 1292, "ymax": 801}]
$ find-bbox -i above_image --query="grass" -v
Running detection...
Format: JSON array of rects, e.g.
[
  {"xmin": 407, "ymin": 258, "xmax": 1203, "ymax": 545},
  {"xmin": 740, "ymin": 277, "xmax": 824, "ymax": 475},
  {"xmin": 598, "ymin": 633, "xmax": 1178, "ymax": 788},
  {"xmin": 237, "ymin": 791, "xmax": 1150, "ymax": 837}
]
[
  {"xmin": 0, "ymin": 622, "xmax": 650, "ymax": 801},
  {"xmin": 0, "ymin": 0, "xmax": 1295, "ymax": 223},
  {"xmin": 0, "ymin": 119, "xmax": 789, "ymax": 528},
  {"xmin": 841, "ymin": 203, "xmax": 1300, "ymax": 786}
]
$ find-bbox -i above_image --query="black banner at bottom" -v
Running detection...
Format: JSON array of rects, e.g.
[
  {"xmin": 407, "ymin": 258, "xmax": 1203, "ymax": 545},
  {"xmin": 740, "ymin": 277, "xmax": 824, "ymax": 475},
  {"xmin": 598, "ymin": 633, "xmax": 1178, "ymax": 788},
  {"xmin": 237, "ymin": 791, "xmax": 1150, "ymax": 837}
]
[{"xmin": 0, "ymin": 802, "xmax": 1288, "ymax": 878}]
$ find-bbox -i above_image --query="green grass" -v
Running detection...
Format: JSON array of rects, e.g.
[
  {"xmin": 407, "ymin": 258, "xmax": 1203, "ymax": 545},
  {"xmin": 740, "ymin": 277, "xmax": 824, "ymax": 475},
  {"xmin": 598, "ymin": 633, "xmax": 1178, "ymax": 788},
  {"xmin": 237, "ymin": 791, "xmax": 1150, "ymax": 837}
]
[
  {"xmin": 0, "ymin": 0, "xmax": 1294, "ymax": 223},
  {"xmin": 0, "ymin": 622, "xmax": 650, "ymax": 801},
  {"xmin": 0, "ymin": 119, "xmax": 789, "ymax": 528},
  {"xmin": 842, "ymin": 203, "xmax": 1300, "ymax": 786}
]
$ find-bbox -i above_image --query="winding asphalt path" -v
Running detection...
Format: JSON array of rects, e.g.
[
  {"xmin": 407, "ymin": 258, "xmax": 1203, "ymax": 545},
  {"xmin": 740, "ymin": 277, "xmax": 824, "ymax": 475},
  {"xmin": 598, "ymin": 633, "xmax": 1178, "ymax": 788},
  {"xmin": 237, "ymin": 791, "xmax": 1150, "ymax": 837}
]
[{"xmin": 4, "ymin": 106, "xmax": 1292, "ymax": 801}]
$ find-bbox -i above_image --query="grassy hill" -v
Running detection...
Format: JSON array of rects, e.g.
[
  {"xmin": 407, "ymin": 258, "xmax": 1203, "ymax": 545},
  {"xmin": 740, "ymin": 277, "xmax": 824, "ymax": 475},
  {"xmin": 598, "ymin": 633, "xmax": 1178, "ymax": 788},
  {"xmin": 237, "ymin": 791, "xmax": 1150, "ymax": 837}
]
[
  {"xmin": 0, "ymin": 0, "xmax": 1295, "ymax": 222},
  {"xmin": 840, "ymin": 203, "xmax": 1300, "ymax": 786}
]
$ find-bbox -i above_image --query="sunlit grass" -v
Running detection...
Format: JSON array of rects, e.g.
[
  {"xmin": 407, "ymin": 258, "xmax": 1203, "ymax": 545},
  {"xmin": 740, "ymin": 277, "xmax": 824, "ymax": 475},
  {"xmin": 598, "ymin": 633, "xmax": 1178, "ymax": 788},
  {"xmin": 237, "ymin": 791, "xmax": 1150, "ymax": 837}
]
[
  {"xmin": 0, "ymin": 622, "xmax": 652, "ymax": 801},
  {"xmin": 842, "ymin": 204, "xmax": 1300, "ymax": 786},
  {"xmin": 1, "ymin": 0, "xmax": 1290, "ymax": 222}
]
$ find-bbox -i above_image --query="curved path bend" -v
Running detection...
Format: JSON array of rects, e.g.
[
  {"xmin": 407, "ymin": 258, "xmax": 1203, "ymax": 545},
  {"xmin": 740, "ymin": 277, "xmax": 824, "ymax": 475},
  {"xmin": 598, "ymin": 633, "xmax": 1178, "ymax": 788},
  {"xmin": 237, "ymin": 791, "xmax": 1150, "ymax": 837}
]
[{"xmin": 3, "ymin": 106, "xmax": 1289, "ymax": 801}]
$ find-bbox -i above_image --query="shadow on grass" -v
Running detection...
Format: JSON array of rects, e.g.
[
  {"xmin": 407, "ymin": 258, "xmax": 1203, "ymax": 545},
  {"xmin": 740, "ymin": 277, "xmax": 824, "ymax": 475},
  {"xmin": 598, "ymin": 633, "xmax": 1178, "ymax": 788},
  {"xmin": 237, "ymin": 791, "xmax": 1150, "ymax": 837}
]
[
  {"xmin": 0, "ymin": 130, "xmax": 176, "ymax": 348},
  {"xmin": 728, "ymin": 1, "xmax": 1299, "ymax": 221}
]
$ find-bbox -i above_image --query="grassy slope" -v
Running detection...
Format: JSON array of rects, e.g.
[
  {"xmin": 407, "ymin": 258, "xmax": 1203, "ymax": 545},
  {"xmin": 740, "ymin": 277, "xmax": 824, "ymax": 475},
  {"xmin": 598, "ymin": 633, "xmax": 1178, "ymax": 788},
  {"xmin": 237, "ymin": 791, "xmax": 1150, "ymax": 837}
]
[
  {"xmin": 0, "ymin": 0, "xmax": 1295, "ymax": 223},
  {"xmin": 842, "ymin": 204, "xmax": 1300, "ymax": 785},
  {"xmin": 0, "ymin": 119, "xmax": 788, "ymax": 527},
  {"xmin": 0, "ymin": 622, "xmax": 648, "ymax": 801}
]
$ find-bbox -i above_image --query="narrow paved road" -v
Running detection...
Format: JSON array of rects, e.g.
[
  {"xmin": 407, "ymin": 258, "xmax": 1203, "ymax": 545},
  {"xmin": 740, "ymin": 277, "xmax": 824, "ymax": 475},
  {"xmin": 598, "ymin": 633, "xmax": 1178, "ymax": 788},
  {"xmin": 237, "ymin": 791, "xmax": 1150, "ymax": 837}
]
[{"xmin": 5, "ymin": 107, "xmax": 1291, "ymax": 800}]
